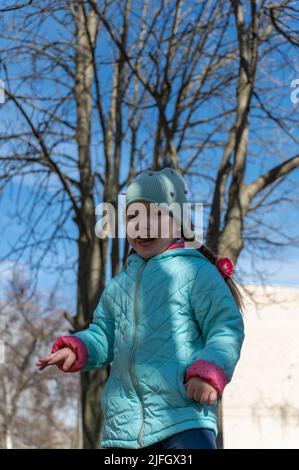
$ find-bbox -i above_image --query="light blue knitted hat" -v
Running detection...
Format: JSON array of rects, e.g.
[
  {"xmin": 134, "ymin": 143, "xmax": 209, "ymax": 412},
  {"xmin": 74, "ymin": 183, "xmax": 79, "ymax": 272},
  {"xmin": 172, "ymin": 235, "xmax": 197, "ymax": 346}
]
[{"xmin": 125, "ymin": 167, "xmax": 193, "ymax": 239}]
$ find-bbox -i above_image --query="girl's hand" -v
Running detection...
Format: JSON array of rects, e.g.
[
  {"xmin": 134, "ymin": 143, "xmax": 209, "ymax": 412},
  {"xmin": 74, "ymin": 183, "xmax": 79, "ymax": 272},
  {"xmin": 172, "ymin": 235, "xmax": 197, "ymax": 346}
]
[
  {"xmin": 184, "ymin": 376, "xmax": 218, "ymax": 406},
  {"xmin": 35, "ymin": 347, "xmax": 76, "ymax": 372}
]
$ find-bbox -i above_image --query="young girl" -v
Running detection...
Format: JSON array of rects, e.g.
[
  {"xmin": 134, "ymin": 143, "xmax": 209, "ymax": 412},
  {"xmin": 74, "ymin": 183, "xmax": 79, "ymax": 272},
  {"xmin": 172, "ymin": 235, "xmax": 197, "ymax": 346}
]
[{"xmin": 36, "ymin": 167, "xmax": 245, "ymax": 450}]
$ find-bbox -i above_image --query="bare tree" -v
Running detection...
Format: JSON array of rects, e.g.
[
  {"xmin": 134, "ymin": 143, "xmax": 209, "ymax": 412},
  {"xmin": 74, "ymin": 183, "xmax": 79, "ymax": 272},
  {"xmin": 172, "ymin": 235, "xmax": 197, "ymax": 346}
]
[
  {"xmin": 0, "ymin": 272, "xmax": 79, "ymax": 448},
  {"xmin": 0, "ymin": 1, "xmax": 33, "ymax": 13}
]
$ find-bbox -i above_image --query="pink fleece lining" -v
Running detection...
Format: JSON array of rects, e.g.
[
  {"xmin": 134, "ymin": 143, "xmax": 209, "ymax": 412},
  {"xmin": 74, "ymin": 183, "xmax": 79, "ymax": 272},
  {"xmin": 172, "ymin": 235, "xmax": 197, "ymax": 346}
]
[
  {"xmin": 51, "ymin": 335, "xmax": 88, "ymax": 373},
  {"xmin": 163, "ymin": 240, "xmax": 185, "ymax": 252},
  {"xmin": 185, "ymin": 359, "xmax": 229, "ymax": 395}
]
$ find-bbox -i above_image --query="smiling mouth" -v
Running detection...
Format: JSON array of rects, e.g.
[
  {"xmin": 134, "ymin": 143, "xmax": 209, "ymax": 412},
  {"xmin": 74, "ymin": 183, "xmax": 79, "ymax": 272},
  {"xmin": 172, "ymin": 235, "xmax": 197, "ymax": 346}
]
[{"xmin": 137, "ymin": 237, "xmax": 156, "ymax": 246}]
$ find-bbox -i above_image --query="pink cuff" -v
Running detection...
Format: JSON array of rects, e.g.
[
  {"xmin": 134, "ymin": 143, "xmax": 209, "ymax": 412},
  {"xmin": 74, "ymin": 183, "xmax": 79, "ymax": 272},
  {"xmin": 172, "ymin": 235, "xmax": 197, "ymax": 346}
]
[
  {"xmin": 185, "ymin": 359, "xmax": 229, "ymax": 395},
  {"xmin": 51, "ymin": 336, "xmax": 88, "ymax": 373}
]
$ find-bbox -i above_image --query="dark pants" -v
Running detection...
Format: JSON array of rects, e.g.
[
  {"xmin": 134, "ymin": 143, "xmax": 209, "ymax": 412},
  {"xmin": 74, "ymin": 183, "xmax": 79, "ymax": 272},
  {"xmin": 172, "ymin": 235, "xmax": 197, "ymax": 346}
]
[{"xmin": 108, "ymin": 428, "xmax": 217, "ymax": 450}]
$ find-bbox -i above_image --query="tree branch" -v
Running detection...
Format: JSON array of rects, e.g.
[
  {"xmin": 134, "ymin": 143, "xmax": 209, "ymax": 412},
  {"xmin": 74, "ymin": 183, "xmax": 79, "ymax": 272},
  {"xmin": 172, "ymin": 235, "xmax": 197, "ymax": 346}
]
[{"xmin": 244, "ymin": 154, "xmax": 299, "ymax": 205}]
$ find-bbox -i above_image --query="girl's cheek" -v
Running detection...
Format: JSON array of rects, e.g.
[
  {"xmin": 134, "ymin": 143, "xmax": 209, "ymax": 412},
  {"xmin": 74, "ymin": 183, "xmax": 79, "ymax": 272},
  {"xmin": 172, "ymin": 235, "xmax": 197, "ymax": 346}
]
[{"xmin": 126, "ymin": 221, "xmax": 136, "ymax": 240}]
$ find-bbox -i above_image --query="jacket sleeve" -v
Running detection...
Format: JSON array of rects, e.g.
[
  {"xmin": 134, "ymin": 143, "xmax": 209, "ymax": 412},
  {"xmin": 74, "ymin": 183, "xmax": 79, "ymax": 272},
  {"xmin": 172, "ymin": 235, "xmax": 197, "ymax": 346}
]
[
  {"xmin": 71, "ymin": 286, "xmax": 115, "ymax": 371},
  {"xmin": 185, "ymin": 263, "xmax": 245, "ymax": 395}
]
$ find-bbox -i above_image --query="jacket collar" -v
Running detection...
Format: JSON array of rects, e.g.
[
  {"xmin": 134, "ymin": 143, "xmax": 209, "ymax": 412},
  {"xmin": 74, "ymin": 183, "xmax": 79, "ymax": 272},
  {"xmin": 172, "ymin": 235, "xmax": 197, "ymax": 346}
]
[
  {"xmin": 125, "ymin": 241, "xmax": 204, "ymax": 268},
  {"xmin": 162, "ymin": 239, "xmax": 185, "ymax": 252}
]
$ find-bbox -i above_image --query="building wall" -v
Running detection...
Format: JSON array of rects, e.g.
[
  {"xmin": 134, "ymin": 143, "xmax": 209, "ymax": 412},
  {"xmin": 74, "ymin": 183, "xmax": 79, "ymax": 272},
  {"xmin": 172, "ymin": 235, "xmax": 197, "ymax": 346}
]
[{"xmin": 223, "ymin": 285, "xmax": 299, "ymax": 449}]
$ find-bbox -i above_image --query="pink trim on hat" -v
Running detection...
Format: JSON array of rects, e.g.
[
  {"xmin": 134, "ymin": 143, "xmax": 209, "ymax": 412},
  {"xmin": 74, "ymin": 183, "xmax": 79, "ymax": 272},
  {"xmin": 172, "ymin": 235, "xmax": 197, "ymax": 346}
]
[
  {"xmin": 51, "ymin": 335, "xmax": 88, "ymax": 373},
  {"xmin": 185, "ymin": 359, "xmax": 229, "ymax": 395}
]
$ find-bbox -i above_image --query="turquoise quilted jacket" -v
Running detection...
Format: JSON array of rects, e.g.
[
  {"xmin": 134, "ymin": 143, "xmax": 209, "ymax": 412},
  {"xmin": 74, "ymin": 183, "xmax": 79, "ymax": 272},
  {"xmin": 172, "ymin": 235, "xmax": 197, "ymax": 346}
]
[{"xmin": 63, "ymin": 247, "xmax": 245, "ymax": 448}]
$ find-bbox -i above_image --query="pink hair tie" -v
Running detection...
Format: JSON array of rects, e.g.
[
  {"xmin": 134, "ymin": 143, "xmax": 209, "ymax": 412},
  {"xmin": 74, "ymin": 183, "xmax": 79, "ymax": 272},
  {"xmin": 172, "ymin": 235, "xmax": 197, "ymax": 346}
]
[{"xmin": 216, "ymin": 257, "xmax": 234, "ymax": 278}]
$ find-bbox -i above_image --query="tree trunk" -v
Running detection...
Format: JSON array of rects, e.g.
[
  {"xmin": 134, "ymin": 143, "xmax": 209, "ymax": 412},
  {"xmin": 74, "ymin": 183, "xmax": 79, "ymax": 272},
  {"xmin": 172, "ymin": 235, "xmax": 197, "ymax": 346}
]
[
  {"xmin": 72, "ymin": 2, "xmax": 108, "ymax": 448},
  {"xmin": 208, "ymin": 1, "xmax": 259, "ymax": 447}
]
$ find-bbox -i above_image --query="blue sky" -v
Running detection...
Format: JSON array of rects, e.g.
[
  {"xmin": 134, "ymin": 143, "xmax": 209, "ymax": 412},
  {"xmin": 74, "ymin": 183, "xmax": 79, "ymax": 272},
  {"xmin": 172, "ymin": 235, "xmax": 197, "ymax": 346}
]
[{"xmin": 0, "ymin": 1, "xmax": 299, "ymax": 315}]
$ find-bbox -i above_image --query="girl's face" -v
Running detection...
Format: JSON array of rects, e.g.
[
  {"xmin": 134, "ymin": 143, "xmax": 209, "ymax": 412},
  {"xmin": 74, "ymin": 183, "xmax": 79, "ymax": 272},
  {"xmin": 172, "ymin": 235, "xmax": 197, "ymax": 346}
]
[{"xmin": 126, "ymin": 200, "xmax": 180, "ymax": 259}]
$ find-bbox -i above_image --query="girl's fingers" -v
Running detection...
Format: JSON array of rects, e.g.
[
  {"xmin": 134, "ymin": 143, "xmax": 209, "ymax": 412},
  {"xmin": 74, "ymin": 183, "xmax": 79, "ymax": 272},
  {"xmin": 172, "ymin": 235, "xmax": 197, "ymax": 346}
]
[
  {"xmin": 194, "ymin": 388, "xmax": 203, "ymax": 403},
  {"xmin": 47, "ymin": 349, "xmax": 68, "ymax": 365},
  {"xmin": 38, "ymin": 363, "xmax": 49, "ymax": 371},
  {"xmin": 185, "ymin": 383, "xmax": 194, "ymax": 400},
  {"xmin": 192, "ymin": 382, "xmax": 205, "ymax": 402},
  {"xmin": 62, "ymin": 351, "xmax": 76, "ymax": 371},
  {"xmin": 199, "ymin": 391, "xmax": 209, "ymax": 404},
  {"xmin": 183, "ymin": 378, "xmax": 218, "ymax": 405},
  {"xmin": 36, "ymin": 354, "xmax": 53, "ymax": 365},
  {"xmin": 36, "ymin": 359, "xmax": 52, "ymax": 370},
  {"xmin": 36, "ymin": 350, "xmax": 69, "ymax": 370},
  {"xmin": 208, "ymin": 390, "xmax": 217, "ymax": 406}
]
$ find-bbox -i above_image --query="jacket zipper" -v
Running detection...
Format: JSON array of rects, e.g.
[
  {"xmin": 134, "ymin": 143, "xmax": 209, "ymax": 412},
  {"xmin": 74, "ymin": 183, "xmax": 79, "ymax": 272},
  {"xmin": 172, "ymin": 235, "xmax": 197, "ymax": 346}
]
[{"xmin": 129, "ymin": 259, "xmax": 147, "ymax": 448}]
